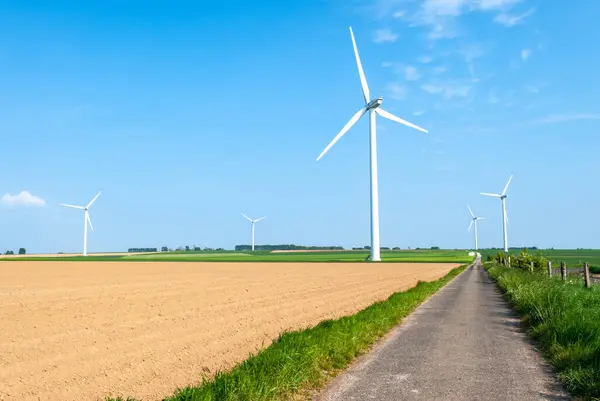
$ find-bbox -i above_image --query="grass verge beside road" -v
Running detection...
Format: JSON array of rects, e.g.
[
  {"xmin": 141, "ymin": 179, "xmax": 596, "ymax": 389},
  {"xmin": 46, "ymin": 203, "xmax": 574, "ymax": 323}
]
[
  {"xmin": 486, "ymin": 263, "xmax": 600, "ymax": 399},
  {"xmin": 108, "ymin": 264, "xmax": 468, "ymax": 401}
]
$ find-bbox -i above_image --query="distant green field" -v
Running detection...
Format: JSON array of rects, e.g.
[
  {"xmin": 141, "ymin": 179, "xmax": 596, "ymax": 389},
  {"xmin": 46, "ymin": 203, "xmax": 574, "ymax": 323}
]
[
  {"xmin": 2, "ymin": 249, "xmax": 474, "ymax": 264},
  {"xmin": 479, "ymin": 248, "xmax": 600, "ymax": 268}
]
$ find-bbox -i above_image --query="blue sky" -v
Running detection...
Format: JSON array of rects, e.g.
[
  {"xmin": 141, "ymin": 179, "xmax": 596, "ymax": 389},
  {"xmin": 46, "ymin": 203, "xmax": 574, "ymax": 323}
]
[{"xmin": 1, "ymin": 0, "xmax": 599, "ymax": 253}]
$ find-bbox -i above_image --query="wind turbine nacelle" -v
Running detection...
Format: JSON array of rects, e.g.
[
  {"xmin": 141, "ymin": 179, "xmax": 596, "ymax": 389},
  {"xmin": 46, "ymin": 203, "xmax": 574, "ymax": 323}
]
[{"xmin": 366, "ymin": 98, "xmax": 383, "ymax": 110}]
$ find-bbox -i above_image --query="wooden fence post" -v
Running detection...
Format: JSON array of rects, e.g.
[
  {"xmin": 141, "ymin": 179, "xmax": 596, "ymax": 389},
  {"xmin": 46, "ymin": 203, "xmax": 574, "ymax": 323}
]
[
  {"xmin": 584, "ymin": 262, "xmax": 591, "ymax": 288},
  {"xmin": 508, "ymin": 256, "xmax": 511, "ymax": 268},
  {"xmin": 547, "ymin": 261, "xmax": 552, "ymax": 277},
  {"xmin": 561, "ymin": 261, "xmax": 567, "ymax": 281},
  {"xmin": 530, "ymin": 261, "xmax": 534, "ymax": 272}
]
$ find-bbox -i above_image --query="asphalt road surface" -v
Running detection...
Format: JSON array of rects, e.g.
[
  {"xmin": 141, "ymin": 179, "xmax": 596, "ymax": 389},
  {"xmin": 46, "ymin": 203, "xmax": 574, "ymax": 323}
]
[{"xmin": 316, "ymin": 260, "xmax": 570, "ymax": 401}]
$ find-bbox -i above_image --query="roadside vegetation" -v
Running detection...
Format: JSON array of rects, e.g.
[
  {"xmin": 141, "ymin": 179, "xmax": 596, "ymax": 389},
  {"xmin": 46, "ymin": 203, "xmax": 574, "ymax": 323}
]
[
  {"xmin": 486, "ymin": 261, "xmax": 600, "ymax": 399},
  {"xmin": 108, "ymin": 264, "xmax": 467, "ymax": 401}
]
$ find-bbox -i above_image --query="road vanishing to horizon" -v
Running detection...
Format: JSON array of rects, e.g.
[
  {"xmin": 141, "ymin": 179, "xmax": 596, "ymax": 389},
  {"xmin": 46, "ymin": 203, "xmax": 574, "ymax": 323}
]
[{"xmin": 317, "ymin": 259, "xmax": 570, "ymax": 401}]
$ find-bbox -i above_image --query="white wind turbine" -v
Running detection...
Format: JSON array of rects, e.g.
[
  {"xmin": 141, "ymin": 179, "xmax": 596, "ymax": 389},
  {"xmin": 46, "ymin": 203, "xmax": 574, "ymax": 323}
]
[
  {"xmin": 60, "ymin": 191, "xmax": 102, "ymax": 256},
  {"xmin": 241, "ymin": 213, "xmax": 266, "ymax": 251},
  {"xmin": 316, "ymin": 26, "xmax": 428, "ymax": 262},
  {"xmin": 467, "ymin": 204, "xmax": 484, "ymax": 251},
  {"xmin": 481, "ymin": 174, "xmax": 513, "ymax": 252}
]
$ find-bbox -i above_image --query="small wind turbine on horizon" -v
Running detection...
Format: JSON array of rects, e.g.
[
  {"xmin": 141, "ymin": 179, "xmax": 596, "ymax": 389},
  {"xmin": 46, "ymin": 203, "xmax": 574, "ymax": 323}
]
[
  {"xmin": 60, "ymin": 191, "xmax": 102, "ymax": 256},
  {"xmin": 242, "ymin": 213, "xmax": 266, "ymax": 251},
  {"xmin": 481, "ymin": 174, "xmax": 513, "ymax": 252},
  {"xmin": 467, "ymin": 204, "xmax": 484, "ymax": 251},
  {"xmin": 316, "ymin": 26, "xmax": 428, "ymax": 262}
]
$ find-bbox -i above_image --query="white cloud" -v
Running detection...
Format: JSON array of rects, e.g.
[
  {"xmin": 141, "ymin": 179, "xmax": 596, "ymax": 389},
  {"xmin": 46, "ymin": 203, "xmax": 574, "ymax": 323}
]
[
  {"xmin": 405, "ymin": 65, "xmax": 421, "ymax": 81},
  {"xmin": 488, "ymin": 88, "xmax": 499, "ymax": 104},
  {"xmin": 413, "ymin": 110, "xmax": 425, "ymax": 116},
  {"xmin": 477, "ymin": 0, "xmax": 521, "ymax": 10},
  {"xmin": 521, "ymin": 49, "xmax": 531, "ymax": 60},
  {"xmin": 393, "ymin": 10, "xmax": 406, "ymax": 18},
  {"xmin": 385, "ymin": 82, "xmax": 407, "ymax": 100},
  {"xmin": 406, "ymin": 0, "xmax": 526, "ymax": 40},
  {"xmin": 421, "ymin": 81, "xmax": 471, "ymax": 99},
  {"xmin": 494, "ymin": 8, "xmax": 535, "ymax": 26},
  {"xmin": 534, "ymin": 114, "xmax": 600, "ymax": 124},
  {"xmin": 1, "ymin": 191, "xmax": 46, "ymax": 207},
  {"xmin": 373, "ymin": 29, "xmax": 399, "ymax": 43},
  {"xmin": 418, "ymin": 55, "xmax": 433, "ymax": 63},
  {"xmin": 525, "ymin": 82, "xmax": 547, "ymax": 94},
  {"xmin": 381, "ymin": 61, "xmax": 393, "ymax": 67}
]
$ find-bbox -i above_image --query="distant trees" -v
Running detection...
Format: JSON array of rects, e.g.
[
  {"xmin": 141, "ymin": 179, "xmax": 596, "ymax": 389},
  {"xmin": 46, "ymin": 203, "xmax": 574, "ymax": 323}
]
[
  {"xmin": 161, "ymin": 246, "xmax": 168, "ymax": 252},
  {"xmin": 128, "ymin": 248, "xmax": 158, "ymax": 253},
  {"xmin": 4, "ymin": 250, "xmax": 13, "ymax": 255},
  {"xmin": 18, "ymin": 248, "xmax": 26, "ymax": 255},
  {"xmin": 185, "ymin": 246, "xmax": 190, "ymax": 252},
  {"xmin": 235, "ymin": 244, "xmax": 345, "ymax": 251}
]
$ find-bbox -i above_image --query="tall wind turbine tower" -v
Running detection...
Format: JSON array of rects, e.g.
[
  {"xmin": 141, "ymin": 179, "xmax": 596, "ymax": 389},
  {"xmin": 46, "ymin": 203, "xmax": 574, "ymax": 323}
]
[
  {"xmin": 316, "ymin": 26, "xmax": 428, "ymax": 262},
  {"xmin": 241, "ymin": 214, "xmax": 266, "ymax": 251},
  {"xmin": 467, "ymin": 204, "xmax": 484, "ymax": 251},
  {"xmin": 481, "ymin": 174, "xmax": 513, "ymax": 252},
  {"xmin": 60, "ymin": 191, "xmax": 102, "ymax": 256}
]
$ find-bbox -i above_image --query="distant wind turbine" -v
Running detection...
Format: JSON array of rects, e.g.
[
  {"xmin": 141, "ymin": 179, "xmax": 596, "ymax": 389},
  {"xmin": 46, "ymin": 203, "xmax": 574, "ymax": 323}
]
[
  {"xmin": 467, "ymin": 204, "xmax": 484, "ymax": 251},
  {"xmin": 242, "ymin": 213, "xmax": 266, "ymax": 251},
  {"xmin": 316, "ymin": 26, "xmax": 428, "ymax": 262},
  {"xmin": 60, "ymin": 191, "xmax": 102, "ymax": 256},
  {"xmin": 481, "ymin": 174, "xmax": 513, "ymax": 252}
]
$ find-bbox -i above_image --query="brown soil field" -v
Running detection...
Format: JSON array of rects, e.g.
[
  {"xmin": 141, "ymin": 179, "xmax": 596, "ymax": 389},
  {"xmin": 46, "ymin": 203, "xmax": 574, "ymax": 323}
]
[{"xmin": 0, "ymin": 261, "xmax": 459, "ymax": 401}]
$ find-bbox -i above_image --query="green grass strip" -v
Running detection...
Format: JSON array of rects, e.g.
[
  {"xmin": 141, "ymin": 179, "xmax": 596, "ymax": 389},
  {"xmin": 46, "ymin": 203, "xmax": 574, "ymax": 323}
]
[
  {"xmin": 486, "ymin": 263, "xmax": 600, "ymax": 399},
  {"xmin": 108, "ymin": 265, "xmax": 467, "ymax": 401}
]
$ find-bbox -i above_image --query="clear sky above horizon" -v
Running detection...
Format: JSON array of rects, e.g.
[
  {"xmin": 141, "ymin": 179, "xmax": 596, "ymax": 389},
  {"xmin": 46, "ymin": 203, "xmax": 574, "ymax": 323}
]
[{"xmin": 1, "ymin": 0, "xmax": 599, "ymax": 253}]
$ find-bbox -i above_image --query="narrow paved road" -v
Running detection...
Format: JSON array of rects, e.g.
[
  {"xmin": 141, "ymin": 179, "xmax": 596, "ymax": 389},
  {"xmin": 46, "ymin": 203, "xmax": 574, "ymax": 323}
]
[{"xmin": 316, "ymin": 260, "xmax": 570, "ymax": 401}]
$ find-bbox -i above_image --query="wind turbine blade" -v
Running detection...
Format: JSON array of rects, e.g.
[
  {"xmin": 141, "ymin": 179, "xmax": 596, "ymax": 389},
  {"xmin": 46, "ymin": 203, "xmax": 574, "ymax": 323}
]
[
  {"xmin": 480, "ymin": 192, "xmax": 501, "ymax": 198},
  {"xmin": 316, "ymin": 107, "xmax": 367, "ymax": 161},
  {"xmin": 60, "ymin": 203, "xmax": 85, "ymax": 210},
  {"xmin": 375, "ymin": 108, "xmax": 428, "ymax": 133},
  {"xmin": 86, "ymin": 191, "xmax": 102, "ymax": 209},
  {"xmin": 468, "ymin": 221, "xmax": 473, "ymax": 232},
  {"xmin": 241, "ymin": 213, "xmax": 253, "ymax": 222},
  {"xmin": 349, "ymin": 26, "xmax": 370, "ymax": 103},
  {"xmin": 86, "ymin": 213, "xmax": 94, "ymax": 231},
  {"xmin": 254, "ymin": 216, "xmax": 266, "ymax": 222},
  {"xmin": 477, "ymin": 217, "xmax": 485, "ymax": 220},
  {"xmin": 502, "ymin": 174, "xmax": 514, "ymax": 196},
  {"xmin": 467, "ymin": 204, "xmax": 475, "ymax": 218}
]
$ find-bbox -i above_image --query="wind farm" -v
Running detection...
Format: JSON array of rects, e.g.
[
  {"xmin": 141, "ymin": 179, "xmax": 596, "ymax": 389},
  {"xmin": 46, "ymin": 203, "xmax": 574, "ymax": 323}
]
[{"xmin": 1, "ymin": 5, "xmax": 599, "ymax": 401}]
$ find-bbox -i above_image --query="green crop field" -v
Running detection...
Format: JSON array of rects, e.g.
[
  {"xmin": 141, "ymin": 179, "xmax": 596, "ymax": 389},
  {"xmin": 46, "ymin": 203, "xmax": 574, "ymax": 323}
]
[
  {"xmin": 2, "ymin": 249, "xmax": 474, "ymax": 263},
  {"xmin": 479, "ymin": 248, "xmax": 600, "ymax": 269}
]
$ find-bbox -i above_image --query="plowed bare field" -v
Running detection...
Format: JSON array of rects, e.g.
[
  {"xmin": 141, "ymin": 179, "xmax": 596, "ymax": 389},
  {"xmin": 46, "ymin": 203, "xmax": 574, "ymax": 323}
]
[{"xmin": 0, "ymin": 261, "xmax": 459, "ymax": 401}]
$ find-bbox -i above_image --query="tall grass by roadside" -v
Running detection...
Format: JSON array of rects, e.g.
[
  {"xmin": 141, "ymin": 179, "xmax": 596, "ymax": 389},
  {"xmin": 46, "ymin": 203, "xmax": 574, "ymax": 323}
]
[
  {"xmin": 108, "ymin": 265, "xmax": 467, "ymax": 401},
  {"xmin": 486, "ymin": 263, "xmax": 600, "ymax": 399}
]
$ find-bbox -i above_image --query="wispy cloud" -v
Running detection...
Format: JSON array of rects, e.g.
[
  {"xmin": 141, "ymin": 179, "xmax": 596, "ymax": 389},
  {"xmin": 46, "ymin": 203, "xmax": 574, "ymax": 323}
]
[
  {"xmin": 534, "ymin": 114, "xmax": 600, "ymax": 124},
  {"xmin": 404, "ymin": 65, "xmax": 421, "ymax": 81},
  {"xmin": 373, "ymin": 28, "xmax": 399, "ymax": 43},
  {"xmin": 385, "ymin": 82, "xmax": 407, "ymax": 100},
  {"xmin": 521, "ymin": 48, "xmax": 531, "ymax": 60},
  {"xmin": 494, "ymin": 8, "xmax": 535, "ymax": 26},
  {"xmin": 421, "ymin": 81, "xmax": 471, "ymax": 99},
  {"xmin": 1, "ymin": 191, "xmax": 46, "ymax": 207},
  {"xmin": 401, "ymin": 0, "xmax": 528, "ymax": 40},
  {"xmin": 418, "ymin": 55, "xmax": 433, "ymax": 63},
  {"xmin": 413, "ymin": 110, "xmax": 425, "ymax": 116},
  {"xmin": 525, "ymin": 82, "xmax": 548, "ymax": 94}
]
